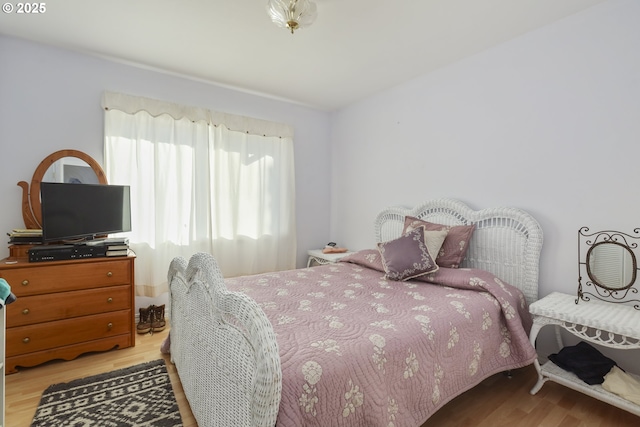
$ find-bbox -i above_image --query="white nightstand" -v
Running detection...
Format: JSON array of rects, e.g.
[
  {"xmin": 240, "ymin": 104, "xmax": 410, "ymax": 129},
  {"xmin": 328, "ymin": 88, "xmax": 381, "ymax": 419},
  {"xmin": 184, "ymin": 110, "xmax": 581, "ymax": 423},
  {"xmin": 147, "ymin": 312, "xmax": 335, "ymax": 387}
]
[
  {"xmin": 307, "ymin": 249, "xmax": 353, "ymax": 268},
  {"xmin": 528, "ymin": 292, "xmax": 640, "ymax": 416}
]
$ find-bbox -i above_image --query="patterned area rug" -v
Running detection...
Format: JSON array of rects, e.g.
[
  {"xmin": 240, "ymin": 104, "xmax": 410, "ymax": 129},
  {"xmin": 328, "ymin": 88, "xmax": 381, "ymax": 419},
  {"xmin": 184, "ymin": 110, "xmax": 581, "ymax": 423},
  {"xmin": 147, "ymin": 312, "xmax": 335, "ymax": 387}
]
[{"xmin": 31, "ymin": 359, "xmax": 183, "ymax": 427}]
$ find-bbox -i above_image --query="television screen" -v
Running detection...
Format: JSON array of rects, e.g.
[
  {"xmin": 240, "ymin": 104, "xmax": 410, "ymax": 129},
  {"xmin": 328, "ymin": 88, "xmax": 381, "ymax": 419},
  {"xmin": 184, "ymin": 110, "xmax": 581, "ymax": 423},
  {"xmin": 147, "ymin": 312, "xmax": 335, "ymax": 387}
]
[{"xmin": 40, "ymin": 182, "xmax": 131, "ymax": 242}]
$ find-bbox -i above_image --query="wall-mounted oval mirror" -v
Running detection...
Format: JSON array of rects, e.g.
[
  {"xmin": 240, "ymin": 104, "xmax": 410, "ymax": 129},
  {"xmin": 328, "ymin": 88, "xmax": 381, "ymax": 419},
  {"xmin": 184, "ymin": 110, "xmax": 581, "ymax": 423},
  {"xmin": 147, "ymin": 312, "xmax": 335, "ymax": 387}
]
[
  {"xmin": 586, "ymin": 241, "xmax": 636, "ymax": 290},
  {"xmin": 18, "ymin": 149, "xmax": 107, "ymax": 229}
]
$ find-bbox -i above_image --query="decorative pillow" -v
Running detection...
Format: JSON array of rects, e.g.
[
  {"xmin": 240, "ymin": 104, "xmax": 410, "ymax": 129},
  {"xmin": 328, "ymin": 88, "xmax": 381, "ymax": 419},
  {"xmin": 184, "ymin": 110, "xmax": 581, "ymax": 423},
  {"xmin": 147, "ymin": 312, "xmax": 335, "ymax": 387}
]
[
  {"xmin": 377, "ymin": 226, "xmax": 439, "ymax": 281},
  {"xmin": 422, "ymin": 229, "xmax": 449, "ymax": 261},
  {"xmin": 403, "ymin": 216, "xmax": 476, "ymax": 268}
]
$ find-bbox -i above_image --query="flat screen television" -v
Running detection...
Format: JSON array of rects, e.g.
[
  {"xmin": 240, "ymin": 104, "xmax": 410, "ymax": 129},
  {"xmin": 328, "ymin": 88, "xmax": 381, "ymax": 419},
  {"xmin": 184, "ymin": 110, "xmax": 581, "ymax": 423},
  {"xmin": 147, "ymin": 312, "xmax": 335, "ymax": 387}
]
[{"xmin": 40, "ymin": 182, "xmax": 131, "ymax": 242}]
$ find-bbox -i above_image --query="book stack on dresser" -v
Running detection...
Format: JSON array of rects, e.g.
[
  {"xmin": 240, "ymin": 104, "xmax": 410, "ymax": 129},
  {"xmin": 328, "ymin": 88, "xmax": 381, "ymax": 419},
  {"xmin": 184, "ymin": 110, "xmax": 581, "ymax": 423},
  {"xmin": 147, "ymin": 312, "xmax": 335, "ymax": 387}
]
[
  {"xmin": 6, "ymin": 229, "xmax": 43, "ymax": 246},
  {"xmin": 104, "ymin": 238, "xmax": 130, "ymax": 257},
  {"xmin": 6, "ymin": 229, "xmax": 43, "ymax": 260}
]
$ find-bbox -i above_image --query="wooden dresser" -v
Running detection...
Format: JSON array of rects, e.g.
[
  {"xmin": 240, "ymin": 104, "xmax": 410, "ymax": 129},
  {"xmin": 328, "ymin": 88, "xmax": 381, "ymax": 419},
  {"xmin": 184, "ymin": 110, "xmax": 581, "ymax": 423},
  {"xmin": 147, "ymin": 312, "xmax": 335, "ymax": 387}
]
[{"xmin": 0, "ymin": 255, "xmax": 135, "ymax": 374}]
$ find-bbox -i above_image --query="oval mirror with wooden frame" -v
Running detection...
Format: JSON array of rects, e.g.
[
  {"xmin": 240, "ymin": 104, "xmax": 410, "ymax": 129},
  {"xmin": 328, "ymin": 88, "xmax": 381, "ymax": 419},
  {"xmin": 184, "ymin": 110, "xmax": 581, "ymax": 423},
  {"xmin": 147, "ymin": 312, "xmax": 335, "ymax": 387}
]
[{"xmin": 18, "ymin": 149, "xmax": 108, "ymax": 229}]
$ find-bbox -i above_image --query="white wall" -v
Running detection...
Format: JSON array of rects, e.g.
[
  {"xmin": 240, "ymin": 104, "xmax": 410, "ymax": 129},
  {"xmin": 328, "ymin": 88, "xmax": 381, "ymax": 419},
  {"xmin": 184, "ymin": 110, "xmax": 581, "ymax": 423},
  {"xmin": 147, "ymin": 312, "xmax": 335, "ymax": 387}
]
[
  {"xmin": 1, "ymin": 0, "xmax": 638, "ymax": 373},
  {"xmin": 330, "ymin": 0, "xmax": 640, "ymax": 369},
  {"xmin": 0, "ymin": 35, "xmax": 332, "ymax": 269}
]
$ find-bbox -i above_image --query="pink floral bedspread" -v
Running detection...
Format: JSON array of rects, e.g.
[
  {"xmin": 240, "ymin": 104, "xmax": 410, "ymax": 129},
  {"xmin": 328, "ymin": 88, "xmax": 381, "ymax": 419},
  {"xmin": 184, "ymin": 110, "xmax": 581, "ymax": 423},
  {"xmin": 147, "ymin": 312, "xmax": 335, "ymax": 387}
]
[{"xmin": 225, "ymin": 249, "xmax": 537, "ymax": 427}]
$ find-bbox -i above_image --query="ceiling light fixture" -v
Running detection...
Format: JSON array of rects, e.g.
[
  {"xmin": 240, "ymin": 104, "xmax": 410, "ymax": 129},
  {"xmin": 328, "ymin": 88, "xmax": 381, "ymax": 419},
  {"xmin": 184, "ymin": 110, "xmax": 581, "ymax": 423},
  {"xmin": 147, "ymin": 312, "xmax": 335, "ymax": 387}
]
[{"xmin": 267, "ymin": 0, "xmax": 317, "ymax": 34}]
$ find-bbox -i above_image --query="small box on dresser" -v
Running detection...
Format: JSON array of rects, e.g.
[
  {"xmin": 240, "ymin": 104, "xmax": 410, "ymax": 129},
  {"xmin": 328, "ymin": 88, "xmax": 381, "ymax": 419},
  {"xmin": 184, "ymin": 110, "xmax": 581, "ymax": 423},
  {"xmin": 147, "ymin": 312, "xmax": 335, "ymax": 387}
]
[
  {"xmin": 8, "ymin": 245, "xmax": 32, "ymax": 261},
  {"xmin": 0, "ymin": 254, "xmax": 135, "ymax": 374}
]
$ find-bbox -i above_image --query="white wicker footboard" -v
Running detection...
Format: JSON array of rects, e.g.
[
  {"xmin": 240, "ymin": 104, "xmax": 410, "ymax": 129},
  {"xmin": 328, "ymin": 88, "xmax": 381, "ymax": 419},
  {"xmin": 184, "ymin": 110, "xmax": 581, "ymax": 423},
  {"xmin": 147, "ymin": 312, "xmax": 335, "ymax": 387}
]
[{"xmin": 168, "ymin": 253, "xmax": 282, "ymax": 427}]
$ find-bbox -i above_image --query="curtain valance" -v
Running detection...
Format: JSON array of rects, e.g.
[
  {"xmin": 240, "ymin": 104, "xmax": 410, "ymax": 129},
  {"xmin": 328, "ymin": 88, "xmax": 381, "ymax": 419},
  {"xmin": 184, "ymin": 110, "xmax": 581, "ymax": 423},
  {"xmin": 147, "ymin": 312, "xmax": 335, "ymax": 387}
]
[{"xmin": 101, "ymin": 91, "xmax": 294, "ymax": 139}]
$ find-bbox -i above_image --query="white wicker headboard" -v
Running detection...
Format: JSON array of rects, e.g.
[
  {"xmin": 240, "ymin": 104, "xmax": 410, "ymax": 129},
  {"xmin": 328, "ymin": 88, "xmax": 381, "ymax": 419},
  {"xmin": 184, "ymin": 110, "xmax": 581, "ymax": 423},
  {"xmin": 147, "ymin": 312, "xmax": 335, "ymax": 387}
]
[{"xmin": 374, "ymin": 199, "xmax": 543, "ymax": 305}]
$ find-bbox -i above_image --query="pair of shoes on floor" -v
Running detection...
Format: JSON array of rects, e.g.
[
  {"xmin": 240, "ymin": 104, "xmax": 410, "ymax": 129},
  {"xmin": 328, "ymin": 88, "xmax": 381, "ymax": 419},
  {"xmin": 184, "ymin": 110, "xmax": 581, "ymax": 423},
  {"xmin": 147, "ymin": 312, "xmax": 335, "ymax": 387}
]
[{"xmin": 137, "ymin": 304, "xmax": 166, "ymax": 335}]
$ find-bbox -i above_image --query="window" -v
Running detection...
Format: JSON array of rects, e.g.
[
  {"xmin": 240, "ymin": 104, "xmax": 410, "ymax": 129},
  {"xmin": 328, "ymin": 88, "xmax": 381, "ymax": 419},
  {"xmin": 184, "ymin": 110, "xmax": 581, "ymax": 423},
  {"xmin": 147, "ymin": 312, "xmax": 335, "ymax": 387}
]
[{"xmin": 103, "ymin": 92, "xmax": 296, "ymax": 296}]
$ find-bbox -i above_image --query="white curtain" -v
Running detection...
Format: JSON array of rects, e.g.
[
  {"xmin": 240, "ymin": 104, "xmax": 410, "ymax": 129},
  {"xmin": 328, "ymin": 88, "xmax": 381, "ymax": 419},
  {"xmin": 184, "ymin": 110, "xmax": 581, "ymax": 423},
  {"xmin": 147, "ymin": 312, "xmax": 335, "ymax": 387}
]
[{"xmin": 102, "ymin": 92, "xmax": 296, "ymax": 297}]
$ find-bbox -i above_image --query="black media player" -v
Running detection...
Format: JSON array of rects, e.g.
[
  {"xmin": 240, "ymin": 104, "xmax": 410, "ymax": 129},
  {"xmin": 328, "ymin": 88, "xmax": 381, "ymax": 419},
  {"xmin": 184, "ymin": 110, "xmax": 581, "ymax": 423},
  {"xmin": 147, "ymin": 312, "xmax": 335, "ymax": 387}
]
[{"xmin": 28, "ymin": 244, "xmax": 107, "ymax": 262}]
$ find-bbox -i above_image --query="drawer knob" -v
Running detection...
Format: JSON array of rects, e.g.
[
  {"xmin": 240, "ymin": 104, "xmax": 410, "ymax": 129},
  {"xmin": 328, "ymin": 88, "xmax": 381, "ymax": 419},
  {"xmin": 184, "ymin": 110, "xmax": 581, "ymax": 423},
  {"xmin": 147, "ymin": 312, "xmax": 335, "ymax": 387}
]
[
  {"xmin": 107, "ymin": 322, "xmax": 113, "ymax": 330},
  {"xmin": 22, "ymin": 308, "xmax": 30, "ymax": 315},
  {"xmin": 106, "ymin": 271, "xmax": 113, "ymax": 277},
  {"xmin": 22, "ymin": 280, "xmax": 29, "ymax": 286},
  {"xmin": 107, "ymin": 297, "xmax": 113, "ymax": 303},
  {"xmin": 23, "ymin": 337, "xmax": 30, "ymax": 344}
]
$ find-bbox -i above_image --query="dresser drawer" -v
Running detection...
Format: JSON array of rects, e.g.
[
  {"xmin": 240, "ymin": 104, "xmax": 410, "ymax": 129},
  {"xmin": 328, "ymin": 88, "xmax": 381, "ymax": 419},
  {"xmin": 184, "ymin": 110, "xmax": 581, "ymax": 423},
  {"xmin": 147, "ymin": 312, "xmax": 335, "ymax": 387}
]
[
  {"xmin": 7, "ymin": 285, "xmax": 131, "ymax": 327},
  {"xmin": 6, "ymin": 309, "xmax": 131, "ymax": 357},
  {"xmin": 0, "ymin": 259, "xmax": 131, "ymax": 296}
]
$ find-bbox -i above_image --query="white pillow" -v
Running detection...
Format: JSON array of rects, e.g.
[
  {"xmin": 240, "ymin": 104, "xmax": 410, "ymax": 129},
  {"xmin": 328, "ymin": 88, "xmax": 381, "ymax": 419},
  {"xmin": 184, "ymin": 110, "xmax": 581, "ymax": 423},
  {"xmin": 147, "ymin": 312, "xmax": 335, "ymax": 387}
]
[{"xmin": 422, "ymin": 229, "xmax": 448, "ymax": 262}]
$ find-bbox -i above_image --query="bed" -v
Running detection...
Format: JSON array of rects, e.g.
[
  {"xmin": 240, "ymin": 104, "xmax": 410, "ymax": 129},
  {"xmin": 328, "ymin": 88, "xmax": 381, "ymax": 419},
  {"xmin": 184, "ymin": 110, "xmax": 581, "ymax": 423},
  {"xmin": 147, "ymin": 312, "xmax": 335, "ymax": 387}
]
[{"xmin": 167, "ymin": 199, "xmax": 543, "ymax": 427}]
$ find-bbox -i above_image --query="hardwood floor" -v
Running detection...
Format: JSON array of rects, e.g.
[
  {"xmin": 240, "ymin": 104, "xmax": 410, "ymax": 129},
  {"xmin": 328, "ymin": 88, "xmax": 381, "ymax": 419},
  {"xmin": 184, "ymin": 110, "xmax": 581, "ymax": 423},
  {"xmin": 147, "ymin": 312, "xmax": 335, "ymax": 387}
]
[
  {"xmin": 5, "ymin": 328, "xmax": 197, "ymax": 427},
  {"xmin": 5, "ymin": 330, "xmax": 638, "ymax": 426},
  {"xmin": 421, "ymin": 366, "xmax": 639, "ymax": 427}
]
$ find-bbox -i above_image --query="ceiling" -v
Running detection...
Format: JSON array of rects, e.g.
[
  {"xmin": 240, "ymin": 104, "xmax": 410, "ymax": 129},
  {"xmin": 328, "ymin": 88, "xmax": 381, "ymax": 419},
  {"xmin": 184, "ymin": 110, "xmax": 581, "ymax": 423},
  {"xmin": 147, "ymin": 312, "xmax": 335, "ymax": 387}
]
[{"xmin": 0, "ymin": 0, "xmax": 607, "ymax": 111}]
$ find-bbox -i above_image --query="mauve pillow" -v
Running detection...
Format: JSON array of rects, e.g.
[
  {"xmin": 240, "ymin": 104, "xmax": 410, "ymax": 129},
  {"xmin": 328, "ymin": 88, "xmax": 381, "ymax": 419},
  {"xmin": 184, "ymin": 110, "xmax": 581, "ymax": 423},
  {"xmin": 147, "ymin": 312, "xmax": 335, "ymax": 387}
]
[
  {"xmin": 403, "ymin": 216, "xmax": 475, "ymax": 268},
  {"xmin": 377, "ymin": 226, "xmax": 439, "ymax": 281}
]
